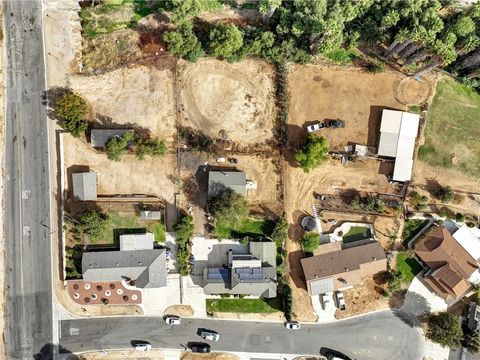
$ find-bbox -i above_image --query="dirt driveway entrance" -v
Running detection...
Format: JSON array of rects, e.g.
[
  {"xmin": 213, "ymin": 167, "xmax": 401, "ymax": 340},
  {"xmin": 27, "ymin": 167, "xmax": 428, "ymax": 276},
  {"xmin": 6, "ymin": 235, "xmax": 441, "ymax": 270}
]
[{"xmin": 178, "ymin": 59, "xmax": 276, "ymax": 144}]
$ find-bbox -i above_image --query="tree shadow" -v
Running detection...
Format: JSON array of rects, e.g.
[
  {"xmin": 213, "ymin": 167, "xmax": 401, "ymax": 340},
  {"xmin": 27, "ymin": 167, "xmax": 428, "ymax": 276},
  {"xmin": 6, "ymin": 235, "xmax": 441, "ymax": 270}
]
[
  {"xmin": 43, "ymin": 86, "xmax": 73, "ymax": 122},
  {"xmin": 425, "ymin": 177, "xmax": 441, "ymax": 197},
  {"xmin": 288, "ymin": 250, "xmax": 307, "ymax": 290},
  {"xmin": 34, "ymin": 343, "xmax": 78, "ymax": 360}
]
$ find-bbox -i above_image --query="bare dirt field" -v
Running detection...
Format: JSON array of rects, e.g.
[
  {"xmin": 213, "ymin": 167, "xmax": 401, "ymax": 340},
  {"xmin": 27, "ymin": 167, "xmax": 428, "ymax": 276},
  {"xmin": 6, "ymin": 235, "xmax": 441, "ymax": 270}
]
[
  {"xmin": 70, "ymin": 66, "xmax": 176, "ymax": 141},
  {"xmin": 288, "ymin": 65, "xmax": 417, "ymax": 150},
  {"xmin": 178, "ymin": 59, "xmax": 276, "ymax": 144},
  {"xmin": 412, "ymin": 162, "xmax": 480, "ymax": 216},
  {"xmin": 78, "ymin": 349, "xmax": 162, "ymax": 360},
  {"xmin": 181, "ymin": 352, "xmax": 238, "ymax": 360},
  {"xmin": 63, "ymin": 135, "xmax": 176, "ymax": 204}
]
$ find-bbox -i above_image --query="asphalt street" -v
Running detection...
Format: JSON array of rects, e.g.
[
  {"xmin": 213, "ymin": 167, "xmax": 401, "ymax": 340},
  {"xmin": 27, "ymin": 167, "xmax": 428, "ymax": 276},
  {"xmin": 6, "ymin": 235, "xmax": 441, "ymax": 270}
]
[
  {"xmin": 3, "ymin": 0, "xmax": 53, "ymax": 359},
  {"xmin": 60, "ymin": 310, "xmax": 425, "ymax": 360}
]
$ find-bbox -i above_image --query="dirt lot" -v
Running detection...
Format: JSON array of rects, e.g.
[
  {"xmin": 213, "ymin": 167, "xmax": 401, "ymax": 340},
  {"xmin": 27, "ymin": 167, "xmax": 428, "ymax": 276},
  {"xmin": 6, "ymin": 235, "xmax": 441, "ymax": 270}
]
[
  {"xmin": 287, "ymin": 65, "xmax": 422, "ymax": 150},
  {"xmin": 335, "ymin": 276, "xmax": 390, "ymax": 319},
  {"xmin": 63, "ymin": 135, "xmax": 176, "ymax": 204},
  {"xmin": 283, "ymin": 65, "xmax": 432, "ymax": 321},
  {"xmin": 178, "ymin": 58, "xmax": 276, "ymax": 144},
  {"xmin": 70, "ymin": 66, "xmax": 176, "ymax": 141},
  {"xmin": 78, "ymin": 349, "xmax": 162, "ymax": 359},
  {"xmin": 412, "ymin": 162, "xmax": 480, "ymax": 216},
  {"xmin": 180, "ymin": 152, "xmax": 282, "ymax": 234}
]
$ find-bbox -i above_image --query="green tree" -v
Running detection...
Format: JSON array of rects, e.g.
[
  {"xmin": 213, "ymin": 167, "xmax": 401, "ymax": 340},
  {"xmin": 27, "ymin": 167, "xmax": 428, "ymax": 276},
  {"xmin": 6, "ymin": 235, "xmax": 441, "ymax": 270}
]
[
  {"xmin": 163, "ymin": 22, "xmax": 204, "ymax": 62},
  {"xmin": 452, "ymin": 16, "xmax": 475, "ymax": 37},
  {"xmin": 136, "ymin": 138, "xmax": 166, "ymax": 159},
  {"xmin": 434, "ymin": 185, "xmax": 454, "ymax": 203},
  {"xmin": 270, "ymin": 217, "xmax": 289, "ymax": 248},
  {"xmin": 209, "ymin": 188, "xmax": 250, "ymax": 229},
  {"xmin": 294, "ymin": 135, "xmax": 329, "ymax": 172},
  {"xmin": 427, "ymin": 312, "xmax": 463, "ymax": 348},
  {"xmin": 385, "ymin": 267, "xmax": 403, "ymax": 293},
  {"xmin": 175, "ymin": 214, "xmax": 194, "ymax": 245},
  {"xmin": 55, "ymin": 93, "xmax": 88, "ymax": 137},
  {"xmin": 259, "ymin": 0, "xmax": 282, "ymax": 16},
  {"xmin": 105, "ymin": 131, "xmax": 134, "ymax": 162},
  {"xmin": 77, "ymin": 211, "xmax": 109, "ymax": 242},
  {"xmin": 208, "ymin": 24, "xmax": 243, "ymax": 59},
  {"xmin": 175, "ymin": 215, "xmax": 194, "ymax": 276},
  {"xmin": 301, "ymin": 232, "xmax": 320, "ymax": 253}
]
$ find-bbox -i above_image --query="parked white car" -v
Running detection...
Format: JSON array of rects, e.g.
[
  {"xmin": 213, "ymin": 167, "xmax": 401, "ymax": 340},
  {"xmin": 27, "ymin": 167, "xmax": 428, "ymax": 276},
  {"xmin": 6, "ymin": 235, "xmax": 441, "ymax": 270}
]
[
  {"xmin": 200, "ymin": 331, "xmax": 220, "ymax": 341},
  {"xmin": 336, "ymin": 291, "xmax": 346, "ymax": 310},
  {"xmin": 285, "ymin": 321, "xmax": 301, "ymax": 330},
  {"xmin": 321, "ymin": 293, "xmax": 331, "ymax": 310},
  {"xmin": 133, "ymin": 342, "xmax": 152, "ymax": 351},
  {"xmin": 307, "ymin": 122, "xmax": 325, "ymax": 133},
  {"xmin": 165, "ymin": 316, "xmax": 181, "ymax": 325}
]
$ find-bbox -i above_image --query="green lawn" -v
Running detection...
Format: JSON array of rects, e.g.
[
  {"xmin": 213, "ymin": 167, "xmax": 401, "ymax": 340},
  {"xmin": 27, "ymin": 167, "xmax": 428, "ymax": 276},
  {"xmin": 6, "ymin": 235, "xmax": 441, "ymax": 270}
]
[
  {"xmin": 206, "ymin": 297, "xmax": 283, "ymax": 314},
  {"xmin": 342, "ymin": 226, "xmax": 372, "ymax": 243},
  {"xmin": 402, "ymin": 219, "xmax": 429, "ymax": 247},
  {"xmin": 89, "ymin": 212, "xmax": 165, "ymax": 245},
  {"xmin": 214, "ymin": 218, "xmax": 276, "ymax": 240},
  {"xmin": 419, "ymin": 78, "xmax": 480, "ymax": 177},
  {"xmin": 396, "ymin": 251, "xmax": 423, "ymax": 283}
]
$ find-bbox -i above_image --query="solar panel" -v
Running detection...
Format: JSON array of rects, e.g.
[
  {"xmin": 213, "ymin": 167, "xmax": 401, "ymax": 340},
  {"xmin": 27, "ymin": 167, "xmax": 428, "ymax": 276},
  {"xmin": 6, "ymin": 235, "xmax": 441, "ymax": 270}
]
[
  {"xmin": 207, "ymin": 268, "xmax": 229, "ymax": 281},
  {"xmin": 235, "ymin": 268, "xmax": 264, "ymax": 280}
]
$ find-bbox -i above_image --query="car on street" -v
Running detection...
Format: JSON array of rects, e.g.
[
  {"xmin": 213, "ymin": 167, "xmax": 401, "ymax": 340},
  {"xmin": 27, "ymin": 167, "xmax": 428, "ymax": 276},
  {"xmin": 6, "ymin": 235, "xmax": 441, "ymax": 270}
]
[
  {"xmin": 307, "ymin": 122, "xmax": 325, "ymax": 133},
  {"xmin": 336, "ymin": 292, "xmax": 346, "ymax": 310},
  {"xmin": 320, "ymin": 347, "xmax": 352, "ymax": 360},
  {"xmin": 200, "ymin": 331, "xmax": 220, "ymax": 341},
  {"xmin": 164, "ymin": 316, "xmax": 181, "ymax": 325},
  {"xmin": 133, "ymin": 342, "xmax": 152, "ymax": 351},
  {"xmin": 325, "ymin": 119, "xmax": 345, "ymax": 128},
  {"xmin": 285, "ymin": 321, "xmax": 301, "ymax": 330},
  {"xmin": 191, "ymin": 343, "xmax": 211, "ymax": 353}
]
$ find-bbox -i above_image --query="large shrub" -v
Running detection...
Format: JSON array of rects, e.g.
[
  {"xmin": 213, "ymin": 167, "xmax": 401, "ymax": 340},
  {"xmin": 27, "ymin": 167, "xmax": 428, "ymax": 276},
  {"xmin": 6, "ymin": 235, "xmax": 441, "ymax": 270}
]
[
  {"xmin": 77, "ymin": 211, "xmax": 109, "ymax": 242},
  {"xmin": 301, "ymin": 232, "xmax": 320, "ymax": 253},
  {"xmin": 427, "ymin": 312, "xmax": 463, "ymax": 348},
  {"xmin": 294, "ymin": 135, "xmax": 329, "ymax": 172},
  {"xmin": 55, "ymin": 93, "xmax": 88, "ymax": 137}
]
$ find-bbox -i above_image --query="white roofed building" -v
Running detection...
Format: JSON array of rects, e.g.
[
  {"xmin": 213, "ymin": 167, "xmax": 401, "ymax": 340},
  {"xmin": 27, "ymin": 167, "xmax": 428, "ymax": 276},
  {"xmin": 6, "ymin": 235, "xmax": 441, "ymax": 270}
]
[
  {"xmin": 377, "ymin": 110, "xmax": 420, "ymax": 182},
  {"xmin": 119, "ymin": 233, "xmax": 155, "ymax": 251}
]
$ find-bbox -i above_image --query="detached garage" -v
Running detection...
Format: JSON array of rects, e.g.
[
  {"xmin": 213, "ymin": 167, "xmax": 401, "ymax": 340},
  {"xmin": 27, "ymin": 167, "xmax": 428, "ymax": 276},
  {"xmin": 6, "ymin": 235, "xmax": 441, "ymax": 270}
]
[{"xmin": 377, "ymin": 110, "xmax": 420, "ymax": 182}]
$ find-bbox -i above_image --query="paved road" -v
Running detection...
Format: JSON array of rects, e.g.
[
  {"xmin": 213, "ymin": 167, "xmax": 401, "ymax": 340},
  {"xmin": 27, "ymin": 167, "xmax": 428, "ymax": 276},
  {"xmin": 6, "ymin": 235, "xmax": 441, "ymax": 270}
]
[
  {"xmin": 3, "ymin": 0, "xmax": 53, "ymax": 359},
  {"xmin": 60, "ymin": 310, "xmax": 425, "ymax": 360}
]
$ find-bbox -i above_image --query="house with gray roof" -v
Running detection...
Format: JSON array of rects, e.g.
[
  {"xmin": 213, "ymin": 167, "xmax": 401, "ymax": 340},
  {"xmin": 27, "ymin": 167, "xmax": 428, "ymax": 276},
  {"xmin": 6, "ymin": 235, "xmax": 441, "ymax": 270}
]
[
  {"xmin": 82, "ymin": 249, "xmax": 166, "ymax": 288},
  {"xmin": 72, "ymin": 172, "xmax": 97, "ymax": 201},
  {"xmin": 90, "ymin": 129, "xmax": 134, "ymax": 148},
  {"xmin": 203, "ymin": 241, "xmax": 277, "ymax": 298},
  {"xmin": 208, "ymin": 170, "xmax": 246, "ymax": 197}
]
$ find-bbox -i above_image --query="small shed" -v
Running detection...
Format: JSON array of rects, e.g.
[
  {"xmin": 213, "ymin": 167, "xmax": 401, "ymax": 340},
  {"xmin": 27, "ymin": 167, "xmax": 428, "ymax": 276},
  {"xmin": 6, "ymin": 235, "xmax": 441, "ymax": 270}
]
[
  {"xmin": 208, "ymin": 171, "xmax": 247, "ymax": 197},
  {"xmin": 139, "ymin": 210, "xmax": 162, "ymax": 220},
  {"xmin": 91, "ymin": 129, "xmax": 134, "ymax": 148},
  {"xmin": 72, "ymin": 172, "xmax": 97, "ymax": 201}
]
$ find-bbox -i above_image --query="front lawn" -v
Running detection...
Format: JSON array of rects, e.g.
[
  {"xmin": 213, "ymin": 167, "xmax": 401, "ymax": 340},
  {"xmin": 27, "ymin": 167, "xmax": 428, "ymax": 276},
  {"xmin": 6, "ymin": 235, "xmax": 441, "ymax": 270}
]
[
  {"xmin": 214, "ymin": 218, "xmax": 276, "ymax": 240},
  {"xmin": 206, "ymin": 297, "xmax": 283, "ymax": 313},
  {"xmin": 402, "ymin": 219, "xmax": 429, "ymax": 247},
  {"xmin": 342, "ymin": 226, "xmax": 372, "ymax": 243},
  {"xmin": 396, "ymin": 251, "xmax": 423, "ymax": 284},
  {"xmin": 419, "ymin": 78, "xmax": 480, "ymax": 178},
  {"xmin": 88, "ymin": 212, "xmax": 165, "ymax": 245}
]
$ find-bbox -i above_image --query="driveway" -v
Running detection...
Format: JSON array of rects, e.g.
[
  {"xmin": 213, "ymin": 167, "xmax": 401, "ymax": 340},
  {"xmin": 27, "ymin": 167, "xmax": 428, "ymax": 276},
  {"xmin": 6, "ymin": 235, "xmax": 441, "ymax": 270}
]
[{"xmin": 400, "ymin": 275, "xmax": 448, "ymax": 317}]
